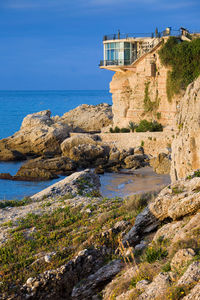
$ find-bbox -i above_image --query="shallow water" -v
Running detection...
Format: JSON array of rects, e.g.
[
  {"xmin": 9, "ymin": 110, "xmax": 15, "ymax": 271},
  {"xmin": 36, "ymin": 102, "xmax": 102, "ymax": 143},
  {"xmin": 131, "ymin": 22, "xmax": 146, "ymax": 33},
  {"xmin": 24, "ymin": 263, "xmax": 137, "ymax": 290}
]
[{"xmin": 100, "ymin": 167, "xmax": 170, "ymax": 198}]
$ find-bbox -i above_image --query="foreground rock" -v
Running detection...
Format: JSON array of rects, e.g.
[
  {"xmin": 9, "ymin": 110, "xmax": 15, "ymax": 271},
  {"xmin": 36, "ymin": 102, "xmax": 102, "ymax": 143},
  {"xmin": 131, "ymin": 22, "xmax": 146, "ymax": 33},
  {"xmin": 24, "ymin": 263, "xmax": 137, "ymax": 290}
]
[
  {"xmin": 59, "ymin": 103, "xmax": 113, "ymax": 132},
  {"xmin": 123, "ymin": 174, "xmax": 200, "ymax": 247},
  {"xmin": 20, "ymin": 249, "xmax": 106, "ymax": 300},
  {"xmin": 171, "ymin": 76, "xmax": 200, "ymax": 181},
  {"xmin": 0, "ymin": 110, "xmax": 71, "ymax": 161},
  {"xmin": 71, "ymin": 260, "xmax": 123, "ymax": 299},
  {"xmin": 31, "ymin": 169, "xmax": 100, "ymax": 200}
]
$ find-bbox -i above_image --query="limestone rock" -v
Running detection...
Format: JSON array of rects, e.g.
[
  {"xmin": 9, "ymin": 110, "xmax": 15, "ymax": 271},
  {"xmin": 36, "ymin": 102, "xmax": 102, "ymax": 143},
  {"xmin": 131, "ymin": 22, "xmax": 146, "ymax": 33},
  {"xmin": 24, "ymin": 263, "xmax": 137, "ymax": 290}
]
[
  {"xmin": 0, "ymin": 110, "xmax": 71, "ymax": 160},
  {"xmin": 171, "ymin": 76, "xmax": 200, "ymax": 181},
  {"xmin": 177, "ymin": 262, "xmax": 200, "ymax": 286},
  {"xmin": 136, "ymin": 279, "xmax": 150, "ymax": 291},
  {"xmin": 15, "ymin": 156, "xmax": 77, "ymax": 180},
  {"xmin": 67, "ymin": 144, "xmax": 105, "ymax": 165},
  {"xmin": 59, "ymin": 103, "xmax": 113, "ymax": 132},
  {"xmin": 124, "ymin": 154, "xmax": 148, "ymax": 169},
  {"xmin": 149, "ymin": 177, "xmax": 200, "ymax": 221},
  {"xmin": 170, "ymin": 249, "xmax": 195, "ymax": 273},
  {"xmin": 20, "ymin": 248, "xmax": 106, "ymax": 300},
  {"xmin": 138, "ymin": 273, "xmax": 172, "ymax": 299},
  {"xmin": 110, "ymin": 45, "xmax": 177, "ymax": 129},
  {"xmin": 122, "ymin": 207, "xmax": 160, "ymax": 247},
  {"xmin": 150, "ymin": 153, "xmax": 171, "ymax": 174},
  {"xmin": 183, "ymin": 282, "xmax": 200, "ymax": 300},
  {"xmin": 31, "ymin": 169, "xmax": 100, "ymax": 200},
  {"xmin": 71, "ymin": 260, "xmax": 123, "ymax": 299},
  {"xmin": 61, "ymin": 134, "xmax": 98, "ymax": 156}
]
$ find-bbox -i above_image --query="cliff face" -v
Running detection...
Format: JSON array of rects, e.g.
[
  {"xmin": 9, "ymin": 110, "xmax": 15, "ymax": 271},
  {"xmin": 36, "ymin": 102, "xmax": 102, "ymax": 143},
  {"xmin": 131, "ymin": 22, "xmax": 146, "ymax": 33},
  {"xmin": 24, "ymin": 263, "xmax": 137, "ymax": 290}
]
[
  {"xmin": 110, "ymin": 46, "xmax": 177, "ymax": 128},
  {"xmin": 171, "ymin": 76, "xmax": 200, "ymax": 181}
]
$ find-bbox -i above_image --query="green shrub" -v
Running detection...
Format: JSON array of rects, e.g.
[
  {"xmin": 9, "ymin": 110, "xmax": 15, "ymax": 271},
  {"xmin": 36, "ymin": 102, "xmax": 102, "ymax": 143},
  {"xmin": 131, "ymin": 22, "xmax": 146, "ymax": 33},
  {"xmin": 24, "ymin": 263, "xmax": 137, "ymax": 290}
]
[
  {"xmin": 159, "ymin": 37, "xmax": 200, "ymax": 101},
  {"xmin": 143, "ymin": 246, "xmax": 168, "ymax": 263},
  {"xmin": 136, "ymin": 120, "xmax": 163, "ymax": 132},
  {"xmin": 120, "ymin": 128, "xmax": 130, "ymax": 133},
  {"xmin": 0, "ymin": 197, "xmax": 32, "ymax": 209}
]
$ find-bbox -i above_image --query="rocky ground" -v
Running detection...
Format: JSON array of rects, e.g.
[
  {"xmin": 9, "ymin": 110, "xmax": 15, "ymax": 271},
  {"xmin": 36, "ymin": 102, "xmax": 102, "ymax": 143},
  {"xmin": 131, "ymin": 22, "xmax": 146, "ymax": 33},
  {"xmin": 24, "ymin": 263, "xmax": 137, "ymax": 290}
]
[{"xmin": 0, "ymin": 168, "xmax": 199, "ymax": 299}]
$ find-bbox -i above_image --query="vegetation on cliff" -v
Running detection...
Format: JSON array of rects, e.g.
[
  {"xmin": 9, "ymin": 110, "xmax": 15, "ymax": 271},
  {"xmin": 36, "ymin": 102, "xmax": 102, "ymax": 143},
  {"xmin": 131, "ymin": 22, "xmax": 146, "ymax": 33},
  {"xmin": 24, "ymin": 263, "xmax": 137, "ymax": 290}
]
[{"xmin": 159, "ymin": 37, "xmax": 200, "ymax": 101}]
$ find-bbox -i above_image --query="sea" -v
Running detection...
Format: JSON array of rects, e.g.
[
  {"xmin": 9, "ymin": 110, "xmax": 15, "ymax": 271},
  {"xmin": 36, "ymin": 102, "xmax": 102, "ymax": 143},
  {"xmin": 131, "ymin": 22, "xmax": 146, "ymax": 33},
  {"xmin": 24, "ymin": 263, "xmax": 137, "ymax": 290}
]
[{"xmin": 0, "ymin": 90, "xmax": 170, "ymax": 200}]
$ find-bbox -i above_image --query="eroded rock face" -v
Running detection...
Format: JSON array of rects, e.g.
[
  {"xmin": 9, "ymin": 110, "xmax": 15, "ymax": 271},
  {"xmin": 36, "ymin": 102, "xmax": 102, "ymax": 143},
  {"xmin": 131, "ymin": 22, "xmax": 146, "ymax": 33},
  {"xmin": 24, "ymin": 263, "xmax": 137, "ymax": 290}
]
[
  {"xmin": 110, "ymin": 47, "xmax": 177, "ymax": 128},
  {"xmin": 0, "ymin": 110, "xmax": 71, "ymax": 160},
  {"xmin": 71, "ymin": 260, "xmax": 123, "ymax": 299},
  {"xmin": 123, "ymin": 175, "xmax": 200, "ymax": 247},
  {"xmin": 150, "ymin": 153, "xmax": 171, "ymax": 174},
  {"xmin": 171, "ymin": 76, "xmax": 200, "ymax": 181},
  {"xmin": 59, "ymin": 103, "xmax": 113, "ymax": 132},
  {"xmin": 20, "ymin": 248, "xmax": 106, "ymax": 300},
  {"xmin": 170, "ymin": 249, "xmax": 195, "ymax": 273}
]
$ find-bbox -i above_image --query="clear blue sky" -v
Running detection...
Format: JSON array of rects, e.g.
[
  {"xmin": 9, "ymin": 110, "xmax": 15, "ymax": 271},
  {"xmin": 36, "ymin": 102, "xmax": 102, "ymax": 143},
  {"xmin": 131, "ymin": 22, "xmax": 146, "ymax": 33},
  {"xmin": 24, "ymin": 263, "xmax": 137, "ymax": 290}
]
[{"xmin": 0, "ymin": 0, "xmax": 199, "ymax": 90}]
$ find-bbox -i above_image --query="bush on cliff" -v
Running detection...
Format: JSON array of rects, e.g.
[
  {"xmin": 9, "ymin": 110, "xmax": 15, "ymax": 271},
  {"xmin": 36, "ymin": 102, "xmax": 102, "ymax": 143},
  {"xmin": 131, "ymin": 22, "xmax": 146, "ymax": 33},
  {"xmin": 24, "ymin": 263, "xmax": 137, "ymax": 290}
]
[
  {"xmin": 136, "ymin": 120, "xmax": 163, "ymax": 132},
  {"xmin": 159, "ymin": 37, "xmax": 200, "ymax": 101}
]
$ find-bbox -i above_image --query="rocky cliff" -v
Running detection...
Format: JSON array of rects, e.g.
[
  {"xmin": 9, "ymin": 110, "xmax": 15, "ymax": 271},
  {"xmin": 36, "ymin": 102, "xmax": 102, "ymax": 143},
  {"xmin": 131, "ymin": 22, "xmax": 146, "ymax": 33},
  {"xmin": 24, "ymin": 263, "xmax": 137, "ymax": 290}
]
[
  {"xmin": 110, "ymin": 45, "xmax": 178, "ymax": 128},
  {"xmin": 171, "ymin": 76, "xmax": 200, "ymax": 181}
]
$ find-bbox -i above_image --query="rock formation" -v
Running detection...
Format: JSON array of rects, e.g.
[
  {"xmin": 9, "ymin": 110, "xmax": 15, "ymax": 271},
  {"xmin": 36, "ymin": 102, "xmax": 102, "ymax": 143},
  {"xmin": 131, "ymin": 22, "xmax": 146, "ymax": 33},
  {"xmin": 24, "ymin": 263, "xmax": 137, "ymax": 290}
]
[
  {"xmin": 0, "ymin": 104, "xmax": 113, "ymax": 161},
  {"xmin": 0, "ymin": 110, "xmax": 71, "ymax": 160},
  {"xmin": 171, "ymin": 76, "xmax": 200, "ymax": 181},
  {"xmin": 59, "ymin": 103, "xmax": 113, "ymax": 132},
  {"xmin": 110, "ymin": 45, "xmax": 177, "ymax": 128}
]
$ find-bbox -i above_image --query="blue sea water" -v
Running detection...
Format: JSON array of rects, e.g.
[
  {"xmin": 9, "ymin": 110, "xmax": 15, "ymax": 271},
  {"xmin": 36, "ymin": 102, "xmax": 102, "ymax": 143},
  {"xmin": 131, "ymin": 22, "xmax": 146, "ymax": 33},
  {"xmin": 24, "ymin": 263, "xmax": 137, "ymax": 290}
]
[{"xmin": 0, "ymin": 90, "xmax": 112, "ymax": 200}]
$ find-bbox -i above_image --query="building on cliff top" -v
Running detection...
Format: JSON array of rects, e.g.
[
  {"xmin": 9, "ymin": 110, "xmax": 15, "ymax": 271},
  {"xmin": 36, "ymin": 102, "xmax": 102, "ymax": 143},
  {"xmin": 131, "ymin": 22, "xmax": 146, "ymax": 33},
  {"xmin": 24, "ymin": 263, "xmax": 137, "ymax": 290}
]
[{"xmin": 99, "ymin": 27, "xmax": 196, "ymax": 129}]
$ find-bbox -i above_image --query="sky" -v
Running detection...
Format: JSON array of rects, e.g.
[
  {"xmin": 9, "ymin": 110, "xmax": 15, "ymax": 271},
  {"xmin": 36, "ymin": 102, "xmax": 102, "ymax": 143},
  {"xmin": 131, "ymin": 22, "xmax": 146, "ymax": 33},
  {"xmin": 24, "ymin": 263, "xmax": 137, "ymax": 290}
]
[{"xmin": 0, "ymin": 0, "xmax": 199, "ymax": 90}]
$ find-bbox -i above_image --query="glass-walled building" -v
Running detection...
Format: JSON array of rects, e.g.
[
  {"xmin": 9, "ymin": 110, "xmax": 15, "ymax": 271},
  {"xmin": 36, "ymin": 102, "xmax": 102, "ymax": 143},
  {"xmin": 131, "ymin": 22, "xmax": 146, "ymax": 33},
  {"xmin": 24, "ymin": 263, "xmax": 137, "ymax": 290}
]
[
  {"xmin": 104, "ymin": 42, "xmax": 132, "ymax": 66},
  {"xmin": 104, "ymin": 41, "xmax": 137, "ymax": 66}
]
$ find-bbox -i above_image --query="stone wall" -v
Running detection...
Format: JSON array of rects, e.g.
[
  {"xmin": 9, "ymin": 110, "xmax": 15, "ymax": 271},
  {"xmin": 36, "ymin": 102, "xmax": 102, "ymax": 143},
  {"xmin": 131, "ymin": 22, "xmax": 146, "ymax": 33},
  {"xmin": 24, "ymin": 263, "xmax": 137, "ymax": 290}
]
[
  {"xmin": 110, "ymin": 44, "xmax": 178, "ymax": 128},
  {"xmin": 99, "ymin": 132, "xmax": 174, "ymax": 157}
]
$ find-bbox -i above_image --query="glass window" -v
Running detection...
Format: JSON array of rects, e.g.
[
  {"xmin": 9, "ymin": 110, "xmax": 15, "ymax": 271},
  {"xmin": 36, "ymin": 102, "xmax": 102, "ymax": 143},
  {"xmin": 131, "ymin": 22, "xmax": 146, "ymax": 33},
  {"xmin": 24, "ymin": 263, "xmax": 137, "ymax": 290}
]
[
  {"xmin": 110, "ymin": 43, "xmax": 115, "ymax": 49},
  {"xmin": 124, "ymin": 42, "xmax": 130, "ymax": 49}
]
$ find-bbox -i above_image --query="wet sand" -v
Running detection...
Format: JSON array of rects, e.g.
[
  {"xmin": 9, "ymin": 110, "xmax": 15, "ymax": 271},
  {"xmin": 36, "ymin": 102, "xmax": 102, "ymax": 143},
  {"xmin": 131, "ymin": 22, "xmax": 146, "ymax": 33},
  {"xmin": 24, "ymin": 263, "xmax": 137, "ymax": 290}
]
[{"xmin": 100, "ymin": 166, "xmax": 170, "ymax": 198}]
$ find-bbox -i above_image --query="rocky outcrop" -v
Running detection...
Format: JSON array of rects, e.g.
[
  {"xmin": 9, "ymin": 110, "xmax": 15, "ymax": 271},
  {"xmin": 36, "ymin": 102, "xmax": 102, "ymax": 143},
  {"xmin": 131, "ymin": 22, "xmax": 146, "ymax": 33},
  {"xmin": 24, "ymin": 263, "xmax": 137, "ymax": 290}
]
[
  {"xmin": 170, "ymin": 249, "xmax": 195, "ymax": 273},
  {"xmin": 110, "ymin": 45, "xmax": 177, "ymax": 128},
  {"xmin": 31, "ymin": 169, "xmax": 100, "ymax": 200},
  {"xmin": 61, "ymin": 134, "xmax": 106, "ymax": 166},
  {"xmin": 20, "ymin": 248, "xmax": 106, "ymax": 300},
  {"xmin": 9, "ymin": 156, "xmax": 77, "ymax": 180},
  {"xmin": 71, "ymin": 260, "xmax": 123, "ymax": 299},
  {"xmin": 0, "ymin": 110, "xmax": 71, "ymax": 160},
  {"xmin": 123, "ymin": 174, "xmax": 200, "ymax": 247},
  {"xmin": 59, "ymin": 103, "xmax": 113, "ymax": 132},
  {"xmin": 150, "ymin": 152, "xmax": 171, "ymax": 174},
  {"xmin": 171, "ymin": 76, "xmax": 200, "ymax": 181}
]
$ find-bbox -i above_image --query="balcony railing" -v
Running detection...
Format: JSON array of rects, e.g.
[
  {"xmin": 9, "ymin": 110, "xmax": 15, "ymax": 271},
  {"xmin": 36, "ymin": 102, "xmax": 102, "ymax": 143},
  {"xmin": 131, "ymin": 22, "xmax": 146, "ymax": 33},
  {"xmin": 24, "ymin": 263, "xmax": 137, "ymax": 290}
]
[
  {"xmin": 103, "ymin": 29, "xmax": 181, "ymax": 41},
  {"xmin": 100, "ymin": 38, "xmax": 161, "ymax": 67},
  {"xmin": 99, "ymin": 59, "xmax": 134, "ymax": 67}
]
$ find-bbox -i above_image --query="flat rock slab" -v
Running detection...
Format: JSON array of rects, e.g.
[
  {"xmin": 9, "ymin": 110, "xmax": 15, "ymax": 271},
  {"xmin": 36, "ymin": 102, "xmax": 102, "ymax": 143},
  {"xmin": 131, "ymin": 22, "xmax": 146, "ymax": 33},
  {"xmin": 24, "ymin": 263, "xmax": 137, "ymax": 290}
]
[{"xmin": 31, "ymin": 169, "xmax": 100, "ymax": 201}]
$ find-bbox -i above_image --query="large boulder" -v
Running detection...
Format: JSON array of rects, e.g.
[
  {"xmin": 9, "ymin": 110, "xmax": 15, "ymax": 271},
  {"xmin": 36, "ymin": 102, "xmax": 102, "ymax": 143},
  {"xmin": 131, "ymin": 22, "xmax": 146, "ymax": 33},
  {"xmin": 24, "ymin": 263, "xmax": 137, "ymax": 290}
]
[
  {"xmin": 0, "ymin": 110, "xmax": 71, "ymax": 161},
  {"xmin": 150, "ymin": 153, "xmax": 171, "ymax": 174},
  {"xmin": 59, "ymin": 103, "xmax": 113, "ymax": 132},
  {"xmin": 61, "ymin": 134, "xmax": 106, "ymax": 166},
  {"xmin": 61, "ymin": 134, "xmax": 98, "ymax": 156},
  {"xmin": 171, "ymin": 76, "xmax": 200, "ymax": 181},
  {"xmin": 13, "ymin": 156, "xmax": 77, "ymax": 180}
]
